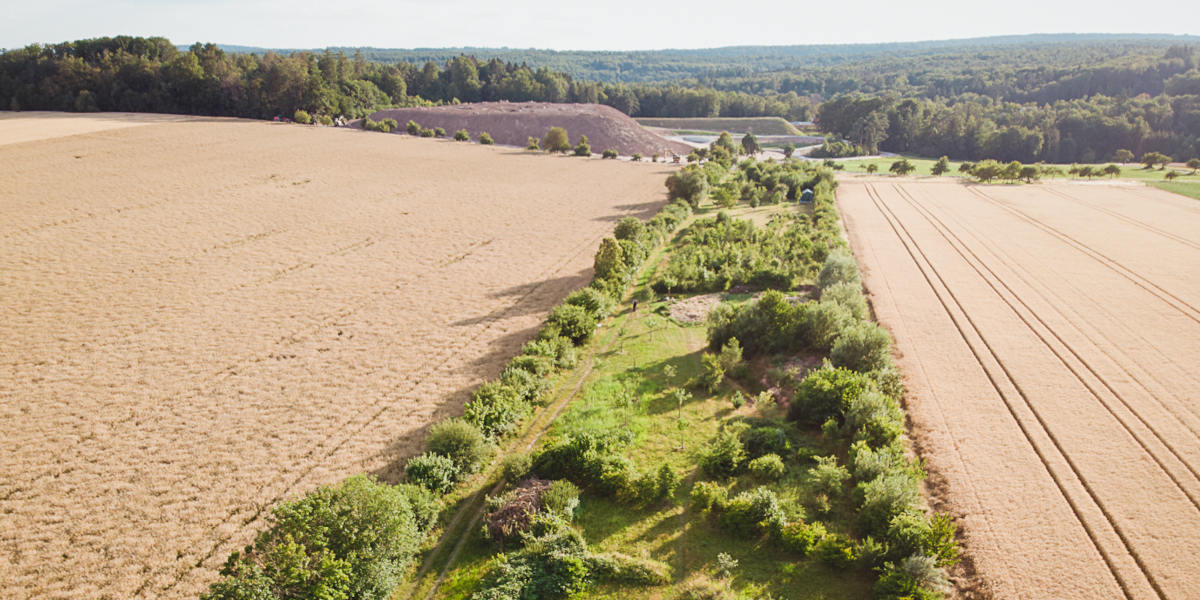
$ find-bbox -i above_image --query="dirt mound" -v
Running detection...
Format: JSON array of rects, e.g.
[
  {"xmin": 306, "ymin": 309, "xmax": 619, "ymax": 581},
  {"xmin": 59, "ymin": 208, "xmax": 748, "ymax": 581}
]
[{"xmin": 368, "ymin": 102, "xmax": 692, "ymax": 157}]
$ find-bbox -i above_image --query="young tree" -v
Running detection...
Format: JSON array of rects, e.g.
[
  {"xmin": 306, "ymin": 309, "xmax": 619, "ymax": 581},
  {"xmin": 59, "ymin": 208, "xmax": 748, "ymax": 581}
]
[
  {"xmin": 1166, "ymin": 170, "xmax": 1180, "ymax": 180},
  {"xmin": 865, "ymin": 163, "xmax": 879, "ymax": 174},
  {"xmin": 542, "ymin": 126, "xmax": 570, "ymax": 153},
  {"xmin": 782, "ymin": 142, "xmax": 796, "ymax": 159},
  {"xmin": 930, "ymin": 156, "xmax": 950, "ymax": 176},
  {"xmin": 1041, "ymin": 165, "xmax": 1064, "ymax": 178},
  {"xmin": 889, "ymin": 159, "xmax": 915, "ymax": 176},
  {"xmin": 1002, "ymin": 161, "xmax": 1023, "ymax": 181},
  {"xmin": 1142, "ymin": 152, "xmax": 1171, "ymax": 170},
  {"xmin": 712, "ymin": 131, "xmax": 738, "ymax": 154},
  {"xmin": 741, "ymin": 133, "xmax": 760, "ymax": 155},
  {"xmin": 526, "ymin": 136, "xmax": 540, "ymax": 150},
  {"xmin": 1103, "ymin": 164, "xmax": 1122, "ymax": 178},
  {"xmin": 1187, "ymin": 158, "xmax": 1200, "ymax": 174},
  {"xmin": 1019, "ymin": 165, "xmax": 1040, "ymax": 183},
  {"xmin": 1114, "ymin": 149, "xmax": 1134, "ymax": 164},
  {"xmin": 958, "ymin": 162, "xmax": 975, "ymax": 175},
  {"xmin": 971, "ymin": 160, "xmax": 1003, "ymax": 182}
]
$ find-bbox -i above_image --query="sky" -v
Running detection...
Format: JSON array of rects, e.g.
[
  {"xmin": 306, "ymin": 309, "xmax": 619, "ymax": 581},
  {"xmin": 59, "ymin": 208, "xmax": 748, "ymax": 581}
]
[{"xmin": 2, "ymin": 0, "xmax": 1197, "ymax": 51}]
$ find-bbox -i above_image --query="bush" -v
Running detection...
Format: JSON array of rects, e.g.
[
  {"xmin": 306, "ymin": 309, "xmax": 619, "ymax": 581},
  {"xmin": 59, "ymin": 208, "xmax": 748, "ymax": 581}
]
[
  {"xmin": 844, "ymin": 391, "xmax": 903, "ymax": 447},
  {"xmin": 814, "ymin": 533, "xmax": 857, "ymax": 568},
  {"xmin": 463, "ymin": 381, "xmax": 531, "ymax": 439},
  {"xmin": 405, "ymin": 452, "xmax": 460, "ymax": 494},
  {"xmin": 547, "ymin": 304, "xmax": 597, "ymax": 344},
  {"xmin": 522, "ymin": 335, "xmax": 577, "ymax": 369},
  {"xmin": 564, "ymin": 287, "xmax": 613, "ymax": 320},
  {"xmin": 874, "ymin": 555, "xmax": 950, "ymax": 600},
  {"xmin": 202, "ymin": 475, "xmax": 429, "ymax": 600},
  {"xmin": 673, "ymin": 577, "xmax": 736, "ymax": 600},
  {"xmin": 740, "ymin": 426, "xmax": 789, "ymax": 458},
  {"xmin": 479, "ymin": 132, "xmax": 494, "ymax": 145},
  {"xmin": 602, "ymin": 149, "xmax": 618, "ymax": 159},
  {"xmin": 831, "ymin": 321, "xmax": 893, "ymax": 373},
  {"xmin": 427, "ymin": 418, "xmax": 493, "ymax": 474},
  {"xmin": 665, "ymin": 166, "xmax": 710, "ymax": 206},
  {"xmin": 795, "ymin": 300, "xmax": 855, "ymax": 352},
  {"xmin": 632, "ymin": 152, "xmax": 643, "ymax": 161},
  {"xmin": 818, "ymin": 251, "xmax": 861, "ymax": 291},
  {"xmin": 700, "ymin": 352, "xmax": 725, "ymax": 393},
  {"xmin": 500, "ymin": 452, "xmax": 533, "ymax": 483},
  {"xmin": 500, "ymin": 366, "xmax": 548, "ymax": 404},
  {"xmin": 434, "ymin": 127, "xmax": 446, "ymax": 137},
  {"xmin": 887, "ymin": 512, "xmax": 959, "ymax": 566},
  {"xmin": 808, "ymin": 455, "xmax": 850, "ymax": 499},
  {"xmin": 397, "ymin": 483, "xmax": 442, "ymax": 533},
  {"xmin": 719, "ymin": 487, "xmax": 785, "ymax": 536},
  {"xmin": 420, "ymin": 127, "xmax": 435, "ymax": 137},
  {"xmin": 690, "ymin": 481, "xmax": 728, "ymax": 512},
  {"xmin": 748, "ymin": 453, "xmax": 786, "ymax": 480},
  {"xmin": 541, "ymin": 480, "xmax": 581, "ymax": 519},
  {"xmin": 292, "ymin": 109, "xmax": 312, "ymax": 124},
  {"xmin": 848, "ymin": 440, "xmax": 908, "ymax": 482},
  {"xmin": 382, "ymin": 118, "xmax": 398, "ymax": 131},
  {"xmin": 779, "ymin": 520, "xmax": 825, "ymax": 555},
  {"xmin": 406, "ymin": 120, "xmax": 420, "ymax": 135},
  {"xmin": 788, "ymin": 365, "xmax": 874, "ymax": 425},
  {"xmin": 574, "ymin": 134, "xmax": 591, "ymax": 156},
  {"xmin": 454, "ymin": 128, "xmax": 470, "ymax": 141},
  {"xmin": 699, "ymin": 430, "xmax": 746, "ymax": 479},
  {"xmin": 543, "ymin": 126, "xmax": 570, "ymax": 152},
  {"xmin": 592, "ymin": 237, "xmax": 627, "ymax": 283},
  {"xmin": 858, "ymin": 471, "xmax": 922, "ymax": 536},
  {"xmin": 526, "ymin": 136, "xmax": 540, "ymax": 150},
  {"xmin": 821, "ymin": 280, "xmax": 868, "ymax": 320}
]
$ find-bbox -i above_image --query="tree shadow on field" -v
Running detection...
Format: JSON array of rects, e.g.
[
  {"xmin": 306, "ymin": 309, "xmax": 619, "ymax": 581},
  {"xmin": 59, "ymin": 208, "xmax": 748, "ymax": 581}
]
[
  {"xmin": 452, "ymin": 270, "xmax": 592, "ymax": 327},
  {"xmin": 369, "ymin": 382, "xmax": 480, "ymax": 484},
  {"xmin": 592, "ymin": 200, "xmax": 667, "ymax": 225}
]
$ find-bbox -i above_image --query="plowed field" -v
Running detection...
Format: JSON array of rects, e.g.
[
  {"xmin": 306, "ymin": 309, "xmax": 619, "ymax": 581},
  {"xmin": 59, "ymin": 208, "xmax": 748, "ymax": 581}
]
[
  {"xmin": 0, "ymin": 113, "xmax": 670, "ymax": 599},
  {"xmin": 839, "ymin": 178, "xmax": 1200, "ymax": 599}
]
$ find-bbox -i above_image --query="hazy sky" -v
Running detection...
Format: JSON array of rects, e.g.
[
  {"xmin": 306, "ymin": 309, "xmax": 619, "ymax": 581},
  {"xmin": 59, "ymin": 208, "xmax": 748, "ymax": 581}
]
[{"xmin": 2, "ymin": 0, "xmax": 1197, "ymax": 51}]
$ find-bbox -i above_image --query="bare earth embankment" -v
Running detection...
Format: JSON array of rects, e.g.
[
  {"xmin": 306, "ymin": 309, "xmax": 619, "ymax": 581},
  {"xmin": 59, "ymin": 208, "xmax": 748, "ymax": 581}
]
[
  {"xmin": 0, "ymin": 113, "xmax": 670, "ymax": 599},
  {"xmin": 839, "ymin": 178, "xmax": 1200, "ymax": 599}
]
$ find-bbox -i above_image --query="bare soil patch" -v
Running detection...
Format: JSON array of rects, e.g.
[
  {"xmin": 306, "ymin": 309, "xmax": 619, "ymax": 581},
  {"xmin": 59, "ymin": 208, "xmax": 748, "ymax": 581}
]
[
  {"xmin": 839, "ymin": 179, "xmax": 1200, "ymax": 598},
  {"xmin": 0, "ymin": 111, "xmax": 200, "ymax": 146},
  {"xmin": 0, "ymin": 115, "xmax": 670, "ymax": 599},
  {"xmin": 367, "ymin": 102, "xmax": 692, "ymax": 157},
  {"xmin": 666, "ymin": 293, "xmax": 724, "ymax": 323}
]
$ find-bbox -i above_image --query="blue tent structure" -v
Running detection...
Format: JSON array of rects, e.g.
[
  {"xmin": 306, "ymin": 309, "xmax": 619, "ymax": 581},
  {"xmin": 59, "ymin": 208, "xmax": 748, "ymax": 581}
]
[{"xmin": 800, "ymin": 188, "xmax": 815, "ymax": 203}]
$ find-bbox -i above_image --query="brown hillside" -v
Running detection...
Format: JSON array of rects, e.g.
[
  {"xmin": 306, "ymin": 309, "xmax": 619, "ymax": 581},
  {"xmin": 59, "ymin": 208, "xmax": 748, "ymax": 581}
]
[{"xmin": 367, "ymin": 102, "xmax": 692, "ymax": 157}]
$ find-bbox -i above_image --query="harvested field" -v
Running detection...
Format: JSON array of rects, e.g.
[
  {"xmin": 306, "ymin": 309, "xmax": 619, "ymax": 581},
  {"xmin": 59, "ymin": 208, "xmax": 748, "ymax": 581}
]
[
  {"xmin": 839, "ymin": 178, "xmax": 1200, "ymax": 599},
  {"xmin": 0, "ymin": 113, "xmax": 671, "ymax": 599},
  {"xmin": 368, "ymin": 102, "xmax": 692, "ymax": 157}
]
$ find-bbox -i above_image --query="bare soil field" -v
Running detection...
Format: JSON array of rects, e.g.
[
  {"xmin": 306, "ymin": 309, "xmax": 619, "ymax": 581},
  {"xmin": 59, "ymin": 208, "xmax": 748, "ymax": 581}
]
[
  {"xmin": 839, "ymin": 178, "xmax": 1200, "ymax": 599},
  {"xmin": 368, "ymin": 102, "xmax": 692, "ymax": 157},
  {"xmin": 0, "ymin": 111, "xmax": 196, "ymax": 146},
  {"xmin": 0, "ymin": 113, "xmax": 671, "ymax": 599}
]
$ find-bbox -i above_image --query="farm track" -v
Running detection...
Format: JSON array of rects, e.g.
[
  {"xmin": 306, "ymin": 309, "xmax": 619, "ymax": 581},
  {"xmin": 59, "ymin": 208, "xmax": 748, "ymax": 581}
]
[
  {"xmin": 840, "ymin": 179, "xmax": 1200, "ymax": 599},
  {"xmin": 0, "ymin": 114, "xmax": 672, "ymax": 599}
]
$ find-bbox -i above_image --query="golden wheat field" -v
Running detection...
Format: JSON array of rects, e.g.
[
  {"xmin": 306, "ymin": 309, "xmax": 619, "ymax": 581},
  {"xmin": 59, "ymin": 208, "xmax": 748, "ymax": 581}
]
[{"xmin": 0, "ymin": 113, "xmax": 670, "ymax": 599}]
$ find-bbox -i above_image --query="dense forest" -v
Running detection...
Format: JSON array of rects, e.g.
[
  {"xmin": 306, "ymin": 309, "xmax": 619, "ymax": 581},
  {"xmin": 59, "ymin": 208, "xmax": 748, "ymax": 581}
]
[{"xmin": 3, "ymin": 35, "xmax": 1200, "ymax": 162}]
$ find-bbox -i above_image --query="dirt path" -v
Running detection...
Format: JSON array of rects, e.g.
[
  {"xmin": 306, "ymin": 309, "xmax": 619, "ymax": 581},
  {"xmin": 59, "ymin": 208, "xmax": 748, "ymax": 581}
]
[
  {"xmin": 838, "ymin": 178, "xmax": 1200, "ymax": 599},
  {"xmin": 0, "ymin": 115, "xmax": 670, "ymax": 599}
]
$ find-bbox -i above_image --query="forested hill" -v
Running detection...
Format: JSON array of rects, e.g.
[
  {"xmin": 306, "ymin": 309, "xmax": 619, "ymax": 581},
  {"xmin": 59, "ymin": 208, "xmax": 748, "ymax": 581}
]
[{"xmin": 216, "ymin": 34, "xmax": 1200, "ymax": 84}]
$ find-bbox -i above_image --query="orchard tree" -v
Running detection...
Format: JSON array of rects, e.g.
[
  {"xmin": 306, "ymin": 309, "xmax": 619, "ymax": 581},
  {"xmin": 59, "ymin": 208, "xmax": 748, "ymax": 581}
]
[
  {"xmin": 971, "ymin": 160, "xmax": 1003, "ymax": 182},
  {"xmin": 1114, "ymin": 149, "xmax": 1134, "ymax": 164},
  {"xmin": 1002, "ymin": 161, "xmax": 1022, "ymax": 181},
  {"xmin": 1103, "ymin": 164, "xmax": 1121, "ymax": 178},
  {"xmin": 865, "ymin": 163, "xmax": 878, "ymax": 174},
  {"xmin": 1165, "ymin": 170, "xmax": 1180, "ymax": 180},
  {"xmin": 1187, "ymin": 158, "xmax": 1200, "ymax": 174},
  {"xmin": 542, "ymin": 126, "xmax": 570, "ymax": 153},
  {"xmin": 889, "ymin": 158, "xmax": 915, "ymax": 176},
  {"xmin": 1041, "ymin": 165, "xmax": 1065, "ymax": 178},
  {"xmin": 1019, "ymin": 165, "xmax": 1041, "ymax": 183},
  {"xmin": 958, "ymin": 162, "xmax": 975, "ymax": 175},
  {"xmin": 1142, "ymin": 152, "xmax": 1171, "ymax": 170},
  {"xmin": 931, "ymin": 156, "xmax": 950, "ymax": 176}
]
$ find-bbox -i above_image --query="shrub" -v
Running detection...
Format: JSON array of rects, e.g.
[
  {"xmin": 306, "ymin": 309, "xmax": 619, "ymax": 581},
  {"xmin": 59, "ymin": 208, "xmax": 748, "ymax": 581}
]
[
  {"xmin": 382, "ymin": 118, "xmax": 398, "ymax": 131},
  {"xmin": 454, "ymin": 128, "xmax": 469, "ymax": 141},
  {"xmin": 748, "ymin": 454, "xmax": 786, "ymax": 480},
  {"xmin": 574, "ymin": 134, "xmax": 591, "ymax": 156},
  {"xmin": 202, "ymin": 475, "xmax": 428, "ymax": 600},
  {"xmin": 690, "ymin": 481, "xmax": 728, "ymax": 512},
  {"xmin": 788, "ymin": 365, "xmax": 874, "ymax": 425},
  {"xmin": 719, "ymin": 487, "xmax": 785, "ymax": 536},
  {"xmin": 613, "ymin": 216, "xmax": 647, "ymax": 242},
  {"xmin": 818, "ymin": 251, "xmax": 861, "ymax": 291},
  {"xmin": 632, "ymin": 152, "xmax": 643, "ymax": 161},
  {"xmin": 844, "ymin": 390, "xmax": 903, "ymax": 447},
  {"xmin": 318, "ymin": 114, "xmax": 334, "ymax": 126},
  {"xmin": 875, "ymin": 555, "xmax": 950, "ymax": 600},
  {"xmin": 808, "ymin": 455, "xmax": 850, "ymax": 498},
  {"xmin": 586, "ymin": 552, "xmax": 671, "ymax": 585},
  {"xmin": 479, "ymin": 132, "xmax": 494, "ymax": 145},
  {"xmin": 405, "ymin": 452, "xmax": 460, "ymax": 494},
  {"xmin": 593, "ymin": 237, "xmax": 627, "ymax": 283},
  {"xmin": 665, "ymin": 167, "xmax": 710, "ymax": 206},
  {"xmin": 526, "ymin": 136, "xmax": 540, "ymax": 150},
  {"xmin": 814, "ymin": 533, "xmax": 857, "ymax": 568},
  {"xmin": 887, "ymin": 512, "xmax": 959, "ymax": 566},
  {"xmin": 564, "ymin": 287, "xmax": 613, "ymax": 320},
  {"xmin": 500, "ymin": 366, "xmax": 548, "ymax": 404},
  {"xmin": 463, "ymin": 381, "xmax": 531, "ymax": 439},
  {"xmin": 779, "ymin": 520, "xmax": 825, "ymax": 555},
  {"xmin": 795, "ymin": 300, "xmax": 854, "ymax": 352},
  {"xmin": 543, "ymin": 126, "xmax": 570, "ymax": 152},
  {"xmin": 821, "ymin": 280, "xmax": 868, "ymax": 320},
  {"xmin": 541, "ymin": 480, "xmax": 581, "ymax": 519},
  {"xmin": 848, "ymin": 440, "xmax": 908, "ymax": 482},
  {"xmin": 500, "ymin": 452, "xmax": 533, "ymax": 483},
  {"xmin": 700, "ymin": 352, "xmax": 725, "ymax": 393},
  {"xmin": 434, "ymin": 127, "xmax": 446, "ymax": 137},
  {"xmin": 419, "ymin": 127, "xmax": 435, "ymax": 137},
  {"xmin": 730, "ymin": 391, "xmax": 746, "ymax": 409},
  {"xmin": 397, "ymin": 483, "xmax": 442, "ymax": 533},
  {"xmin": 699, "ymin": 430, "xmax": 746, "ymax": 479},
  {"xmin": 740, "ymin": 426, "xmax": 789, "ymax": 458},
  {"xmin": 292, "ymin": 109, "xmax": 312, "ymax": 124},
  {"xmin": 655, "ymin": 463, "xmax": 681, "ymax": 503},
  {"xmin": 602, "ymin": 149, "xmax": 618, "ymax": 159},
  {"xmin": 673, "ymin": 577, "xmax": 736, "ymax": 600},
  {"xmin": 831, "ymin": 321, "xmax": 893, "ymax": 372},
  {"xmin": 406, "ymin": 120, "xmax": 420, "ymax": 135},
  {"xmin": 427, "ymin": 418, "xmax": 493, "ymax": 474},
  {"xmin": 858, "ymin": 471, "xmax": 922, "ymax": 536},
  {"xmin": 522, "ymin": 336, "xmax": 577, "ymax": 369},
  {"xmin": 547, "ymin": 304, "xmax": 596, "ymax": 344},
  {"xmin": 715, "ymin": 552, "xmax": 738, "ymax": 579}
]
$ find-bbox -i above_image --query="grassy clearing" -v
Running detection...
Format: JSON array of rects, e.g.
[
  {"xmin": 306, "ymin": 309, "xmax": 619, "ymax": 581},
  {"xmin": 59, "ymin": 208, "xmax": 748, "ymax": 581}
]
[
  {"xmin": 638, "ymin": 117, "xmax": 801, "ymax": 136},
  {"xmin": 1149, "ymin": 180, "xmax": 1200, "ymax": 200}
]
